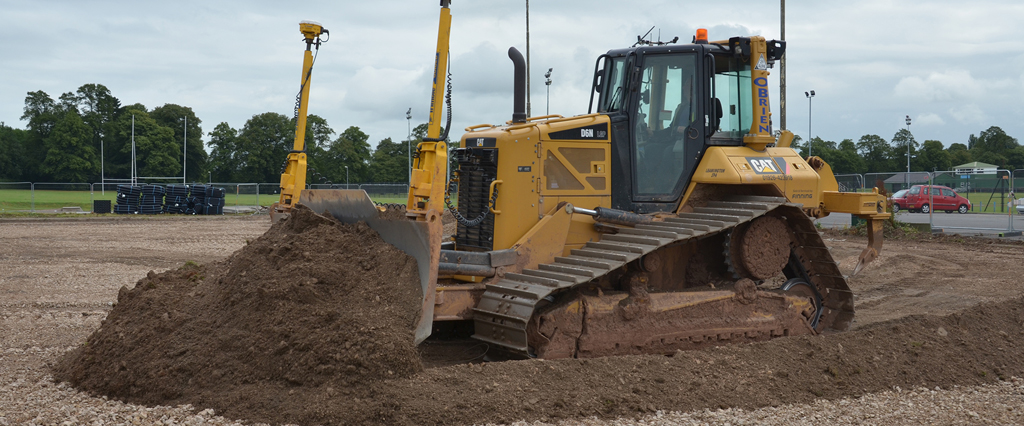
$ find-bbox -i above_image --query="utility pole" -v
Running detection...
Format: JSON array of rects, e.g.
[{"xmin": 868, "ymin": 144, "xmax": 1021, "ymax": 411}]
[
  {"xmin": 780, "ymin": 0, "xmax": 786, "ymax": 130},
  {"xmin": 183, "ymin": 116, "xmax": 187, "ymax": 184},
  {"xmin": 525, "ymin": 0, "xmax": 531, "ymax": 117},
  {"xmin": 100, "ymin": 133, "xmax": 105, "ymax": 194},
  {"xmin": 131, "ymin": 115, "xmax": 136, "ymax": 186}
]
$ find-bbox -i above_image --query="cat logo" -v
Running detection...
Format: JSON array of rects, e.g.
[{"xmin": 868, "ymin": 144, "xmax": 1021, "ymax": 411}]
[
  {"xmin": 468, "ymin": 137, "xmax": 496, "ymax": 148},
  {"xmin": 747, "ymin": 158, "xmax": 780, "ymax": 174}
]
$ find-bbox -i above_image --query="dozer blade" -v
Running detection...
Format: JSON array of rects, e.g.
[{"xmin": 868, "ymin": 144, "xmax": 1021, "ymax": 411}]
[{"xmin": 299, "ymin": 189, "xmax": 441, "ymax": 344}]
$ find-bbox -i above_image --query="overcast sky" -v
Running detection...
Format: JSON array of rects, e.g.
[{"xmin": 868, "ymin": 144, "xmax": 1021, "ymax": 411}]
[{"xmin": 3, "ymin": 0, "xmax": 1023, "ymax": 153}]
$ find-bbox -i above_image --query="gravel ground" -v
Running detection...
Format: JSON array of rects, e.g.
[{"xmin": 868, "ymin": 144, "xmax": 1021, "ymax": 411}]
[
  {"xmin": 497, "ymin": 379, "xmax": 1024, "ymax": 426},
  {"xmin": 2, "ymin": 216, "xmax": 1023, "ymax": 425}
]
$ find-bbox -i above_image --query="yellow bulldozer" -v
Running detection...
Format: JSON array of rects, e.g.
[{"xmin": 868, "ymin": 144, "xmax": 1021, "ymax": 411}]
[{"xmin": 279, "ymin": 2, "xmax": 889, "ymax": 359}]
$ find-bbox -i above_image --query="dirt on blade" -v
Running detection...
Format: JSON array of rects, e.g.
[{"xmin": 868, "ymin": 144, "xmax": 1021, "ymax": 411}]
[{"xmin": 52, "ymin": 204, "xmax": 423, "ymax": 421}]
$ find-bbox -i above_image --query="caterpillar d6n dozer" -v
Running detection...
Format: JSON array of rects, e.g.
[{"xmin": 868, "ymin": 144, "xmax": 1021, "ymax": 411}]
[{"xmin": 299, "ymin": 2, "xmax": 889, "ymax": 359}]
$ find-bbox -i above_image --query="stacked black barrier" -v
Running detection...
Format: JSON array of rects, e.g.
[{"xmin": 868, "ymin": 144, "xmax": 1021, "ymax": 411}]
[
  {"xmin": 164, "ymin": 185, "xmax": 190, "ymax": 214},
  {"xmin": 139, "ymin": 185, "xmax": 165, "ymax": 214},
  {"xmin": 107, "ymin": 184, "xmax": 230, "ymax": 215},
  {"xmin": 190, "ymin": 185, "xmax": 208, "ymax": 215},
  {"xmin": 114, "ymin": 185, "xmax": 140, "ymax": 214},
  {"xmin": 204, "ymin": 186, "xmax": 226, "ymax": 215},
  {"xmin": 155, "ymin": 184, "xmax": 226, "ymax": 215}
]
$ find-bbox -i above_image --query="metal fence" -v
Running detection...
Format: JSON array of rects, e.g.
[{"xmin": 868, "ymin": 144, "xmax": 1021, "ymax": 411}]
[
  {"xmin": 833, "ymin": 174, "xmax": 865, "ymax": 193},
  {"xmin": 308, "ymin": 183, "xmax": 410, "ymax": 199},
  {"xmin": 0, "ymin": 182, "xmax": 33, "ymax": 212},
  {"xmin": 0, "ymin": 182, "xmax": 413, "ymax": 213},
  {"xmin": 921, "ymin": 170, "xmax": 1020, "ymax": 235}
]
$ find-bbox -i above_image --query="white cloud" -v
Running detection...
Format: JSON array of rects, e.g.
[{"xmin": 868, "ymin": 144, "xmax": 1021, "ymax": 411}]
[
  {"xmin": 894, "ymin": 70, "xmax": 983, "ymax": 103},
  {"xmin": 3, "ymin": 0, "xmax": 1024, "ymax": 151},
  {"xmin": 915, "ymin": 113, "xmax": 945, "ymax": 126},
  {"xmin": 949, "ymin": 104, "xmax": 986, "ymax": 125},
  {"xmin": 346, "ymin": 66, "xmax": 425, "ymax": 112}
]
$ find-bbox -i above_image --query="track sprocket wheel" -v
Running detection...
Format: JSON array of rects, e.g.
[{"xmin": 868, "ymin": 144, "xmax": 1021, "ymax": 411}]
[
  {"xmin": 779, "ymin": 277, "xmax": 823, "ymax": 328},
  {"xmin": 726, "ymin": 215, "xmax": 792, "ymax": 281}
]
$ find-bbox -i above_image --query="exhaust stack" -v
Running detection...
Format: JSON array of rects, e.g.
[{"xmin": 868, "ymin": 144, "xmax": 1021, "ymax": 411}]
[{"xmin": 508, "ymin": 47, "xmax": 527, "ymax": 123}]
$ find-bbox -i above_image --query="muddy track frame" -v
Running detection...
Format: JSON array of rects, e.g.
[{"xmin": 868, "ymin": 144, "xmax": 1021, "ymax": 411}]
[{"xmin": 471, "ymin": 195, "xmax": 854, "ymax": 358}]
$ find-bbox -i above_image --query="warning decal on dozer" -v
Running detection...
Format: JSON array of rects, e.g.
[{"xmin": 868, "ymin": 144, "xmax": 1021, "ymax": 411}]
[{"xmin": 755, "ymin": 54, "xmax": 768, "ymax": 70}]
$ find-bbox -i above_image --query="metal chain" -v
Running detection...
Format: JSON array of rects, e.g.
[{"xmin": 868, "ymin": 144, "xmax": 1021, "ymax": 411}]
[
  {"xmin": 444, "ymin": 177, "xmax": 498, "ymax": 227},
  {"xmin": 306, "ymin": 165, "xmax": 333, "ymax": 187},
  {"xmin": 375, "ymin": 201, "xmax": 408, "ymax": 211}
]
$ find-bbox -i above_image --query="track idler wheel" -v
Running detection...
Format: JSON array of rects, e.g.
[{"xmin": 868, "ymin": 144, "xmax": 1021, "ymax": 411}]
[
  {"xmin": 779, "ymin": 277, "xmax": 823, "ymax": 328},
  {"xmin": 727, "ymin": 216, "xmax": 792, "ymax": 280}
]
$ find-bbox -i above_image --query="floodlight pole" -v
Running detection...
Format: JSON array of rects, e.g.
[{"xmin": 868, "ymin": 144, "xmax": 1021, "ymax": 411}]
[
  {"xmin": 906, "ymin": 115, "xmax": 912, "ymax": 188},
  {"xmin": 544, "ymin": 68, "xmax": 553, "ymax": 115},
  {"xmin": 406, "ymin": 108, "xmax": 412, "ymax": 183},
  {"xmin": 805, "ymin": 90, "xmax": 814, "ymax": 157},
  {"xmin": 906, "ymin": 115, "xmax": 912, "ymax": 174}
]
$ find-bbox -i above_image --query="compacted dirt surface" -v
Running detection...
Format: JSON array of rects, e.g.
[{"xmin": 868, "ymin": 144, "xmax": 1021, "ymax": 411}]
[{"xmin": 2, "ymin": 213, "xmax": 1024, "ymax": 425}]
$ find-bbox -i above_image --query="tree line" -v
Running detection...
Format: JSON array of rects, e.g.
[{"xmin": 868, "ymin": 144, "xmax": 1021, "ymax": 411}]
[
  {"xmin": 0, "ymin": 83, "xmax": 437, "ymax": 185},
  {"xmin": 207, "ymin": 113, "xmax": 437, "ymax": 184},
  {"xmin": 792, "ymin": 126, "xmax": 1024, "ymax": 175},
  {"xmin": 2, "ymin": 83, "xmax": 1022, "ymax": 185},
  {"xmin": 0, "ymin": 84, "xmax": 207, "ymax": 183}
]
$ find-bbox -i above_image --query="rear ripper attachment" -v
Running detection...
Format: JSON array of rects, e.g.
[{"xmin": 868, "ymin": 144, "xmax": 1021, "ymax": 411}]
[{"xmin": 471, "ymin": 196, "xmax": 853, "ymax": 359}]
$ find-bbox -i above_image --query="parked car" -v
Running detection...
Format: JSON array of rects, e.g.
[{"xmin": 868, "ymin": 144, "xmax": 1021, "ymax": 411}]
[
  {"xmin": 897, "ymin": 185, "xmax": 971, "ymax": 214},
  {"xmin": 889, "ymin": 189, "xmax": 909, "ymax": 213}
]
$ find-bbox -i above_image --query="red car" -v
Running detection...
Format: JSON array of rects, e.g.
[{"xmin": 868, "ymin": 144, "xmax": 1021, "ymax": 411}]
[{"xmin": 891, "ymin": 185, "xmax": 971, "ymax": 214}]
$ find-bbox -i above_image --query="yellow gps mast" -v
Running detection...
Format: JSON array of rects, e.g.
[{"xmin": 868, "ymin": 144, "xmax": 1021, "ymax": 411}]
[
  {"xmin": 406, "ymin": 1, "xmax": 451, "ymax": 219},
  {"xmin": 272, "ymin": 20, "xmax": 328, "ymax": 221}
]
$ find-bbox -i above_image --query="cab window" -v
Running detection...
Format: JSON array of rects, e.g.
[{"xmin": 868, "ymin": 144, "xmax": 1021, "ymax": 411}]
[
  {"xmin": 910, "ymin": 187, "xmax": 921, "ymax": 195},
  {"xmin": 632, "ymin": 53, "xmax": 697, "ymax": 196},
  {"xmin": 599, "ymin": 57, "xmax": 628, "ymax": 112},
  {"xmin": 712, "ymin": 53, "xmax": 752, "ymax": 139}
]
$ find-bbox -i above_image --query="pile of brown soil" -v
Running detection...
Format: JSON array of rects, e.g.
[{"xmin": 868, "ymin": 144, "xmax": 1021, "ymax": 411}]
[
  {"xmin": 53, "ymin": 205, "xmax": 423, "ymax": 417},
  {"xmin": 53, "ymin": 207, "xmax": 1024, "ymax": 426}
]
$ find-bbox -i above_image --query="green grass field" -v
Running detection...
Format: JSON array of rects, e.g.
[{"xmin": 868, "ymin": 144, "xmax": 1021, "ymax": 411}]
[
  {"xmin": 965, "ymin": 192, "xmax": 1019, "ymax": 213},
  {"xmin": 0, "ymin": 187, "xmax": 1015, "ymax": 215},
  {"xmin": 0, "ymin": 189, "xmax": 409, "ymax": 213}
]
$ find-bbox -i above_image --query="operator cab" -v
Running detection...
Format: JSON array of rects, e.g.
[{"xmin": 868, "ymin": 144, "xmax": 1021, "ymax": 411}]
[{"xmin": 590, "ymin": 33, "xmax": 785, "ymax": 213}]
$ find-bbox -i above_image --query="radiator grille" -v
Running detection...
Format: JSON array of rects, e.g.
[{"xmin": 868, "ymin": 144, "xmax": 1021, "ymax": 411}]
[{"xmin": 453, "ymin": 148, "xmax": 498, "ymax": 251}]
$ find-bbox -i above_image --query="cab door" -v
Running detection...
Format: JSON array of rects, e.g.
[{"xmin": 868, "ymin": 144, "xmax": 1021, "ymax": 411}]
[{"xmin": 630, "ymin": 52, "xmax": 700, "ymax": 202}]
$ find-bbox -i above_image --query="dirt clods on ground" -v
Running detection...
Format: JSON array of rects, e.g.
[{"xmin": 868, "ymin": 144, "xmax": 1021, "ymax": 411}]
[{"xmin": 53, "ymin": 205, "xmax": 423, "ymax": 421}]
